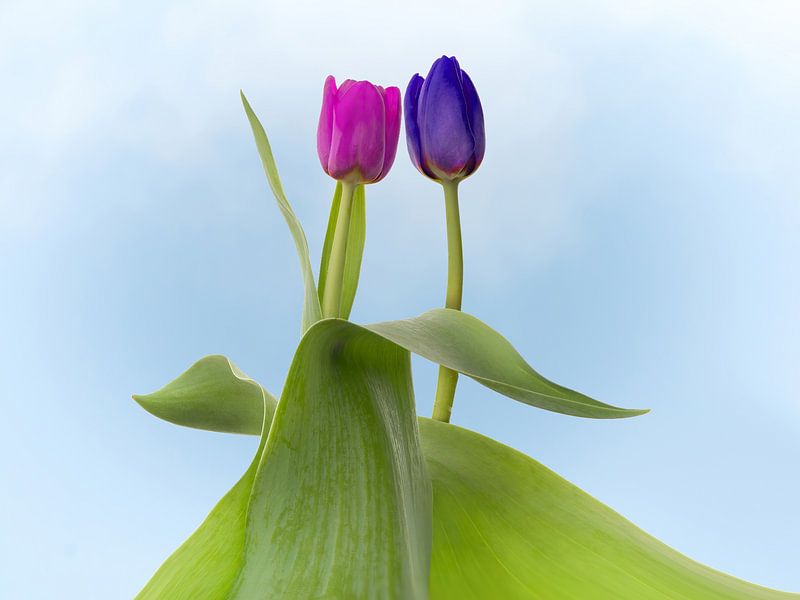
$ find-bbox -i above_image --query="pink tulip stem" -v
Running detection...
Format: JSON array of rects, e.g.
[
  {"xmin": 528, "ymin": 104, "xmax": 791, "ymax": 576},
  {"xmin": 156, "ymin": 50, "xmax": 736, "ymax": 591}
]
[
  {"xmin": 432, "ymin": 180, "xmax": 462, "ymax": 422},
  {"xmin": 322, "ymin": 181, "xmax": 357, "ymax": 319}
]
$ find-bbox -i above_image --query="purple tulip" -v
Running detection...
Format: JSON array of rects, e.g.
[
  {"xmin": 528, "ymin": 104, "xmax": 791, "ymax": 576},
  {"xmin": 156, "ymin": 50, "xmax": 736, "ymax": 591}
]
[
  {"xmin": 404, "ymin": 56, "xmax": 485, "ymax": 182},
  {"xmin": 316, "ymin": 75, "xmax": 401, "ymax": 185}
]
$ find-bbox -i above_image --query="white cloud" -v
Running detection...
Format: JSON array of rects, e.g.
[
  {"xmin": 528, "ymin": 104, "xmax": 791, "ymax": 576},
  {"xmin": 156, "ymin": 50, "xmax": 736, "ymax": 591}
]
[{"xmin": 2, "ymin": 0, "xmax": 799, "ymax": 252}]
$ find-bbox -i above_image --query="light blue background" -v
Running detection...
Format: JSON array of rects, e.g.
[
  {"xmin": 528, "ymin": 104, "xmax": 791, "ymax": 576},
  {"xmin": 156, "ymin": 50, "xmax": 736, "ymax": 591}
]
[{"xmin": 1, "ymin": 1, "xmax": 798, "ymax": 597}]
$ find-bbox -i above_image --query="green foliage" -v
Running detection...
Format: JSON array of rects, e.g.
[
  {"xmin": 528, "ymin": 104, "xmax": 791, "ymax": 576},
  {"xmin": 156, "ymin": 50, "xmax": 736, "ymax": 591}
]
[
  {"xmin": 368, "ymin": 309, "xmax": 646, "ymax": 418},
  {"xmin": 137, "ymin": 309, "xmax": 644, "ymax": 432},
  {"xmin": 136, "ymin": 436, "xmax": 265, "ymax": 600},
  {"xmin": 422, "ymin": 419, "xmax": 795, "ymax": 599},
  {"xmin": 135, "ymin": 357, "xmax": 794, "ymax": 599},
  {"xmin": 230, "ymin": 319, "xmax": 431, "ymax": 598},
  {"xmin": 133, "ymin": 355, "xmax": 272, "ymax": 435},
  {"xmin": 138, "ymin": 320, "xmax": 431, "ymax": 599}
]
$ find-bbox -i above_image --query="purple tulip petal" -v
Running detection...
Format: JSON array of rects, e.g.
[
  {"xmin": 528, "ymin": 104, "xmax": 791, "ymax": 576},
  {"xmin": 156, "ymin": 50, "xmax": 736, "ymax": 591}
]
[
  {"xmin": 460, "ymin": 69, "xmax": 485, "ymax": 172},
  {"xmin": 316, "ymin": 75, "xmax": 337, "ymax": 175},
  {"xmin": 328, "ymin": 81, "xmax": 385, "ymax": 182},
  {"xmin": 418, "ymin": 56, "xmax": 475, "ymax": 179},
  {"xmin": 375, "ymin": 86, "xmax": 401, "ymax": 182},
  {"xmin": 404, "ymin": 74, "xmax": 431, "ymax": 177},
  {"xmin": 403, "ymin": 56, "xmax": 484, "ymax": 182}
]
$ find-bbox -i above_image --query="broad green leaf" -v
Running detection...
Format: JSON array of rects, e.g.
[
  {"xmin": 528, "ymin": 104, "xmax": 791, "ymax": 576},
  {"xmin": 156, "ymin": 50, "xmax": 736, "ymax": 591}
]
[
  {"xmin": 134, "ymin": 319, "xmax": 431, "ymax": 599},
  {"xmin": 133, "ymin": 355, "xmax": 275, "ymax": 435},
  {"xmin": 230, "ymin": 319, "xmax": 431, "ymax": 599},
  {"xmin": 134, "ymin": 358, "xmax": 273, "ymax": 599},
  {"xmin": 241, "ymin": 91, "xmax": 322, "ymax": 333},
  {"xmin": 420, "ymin": 418, "xmax": 797, "ymax": 599},
  {"xmin": 135, "ymin": 434, "xmax": 266, "ymax": 600},
  {"xmin": 317, "ymin": 182, "xmax": 366, "ymax": 320},
  {"xmin": 367, "ymin": 308, "xmax": 647, "ymax": 419}
]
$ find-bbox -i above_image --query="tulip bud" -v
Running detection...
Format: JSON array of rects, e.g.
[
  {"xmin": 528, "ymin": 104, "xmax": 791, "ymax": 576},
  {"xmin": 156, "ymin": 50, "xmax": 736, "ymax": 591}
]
[
  {"xmin": 316, "ymin": 76, "xmax": 401, "ymax": 185},
  {"xmin": 404, "ymin": 56, "xmax": 485, "ymax": 182}
]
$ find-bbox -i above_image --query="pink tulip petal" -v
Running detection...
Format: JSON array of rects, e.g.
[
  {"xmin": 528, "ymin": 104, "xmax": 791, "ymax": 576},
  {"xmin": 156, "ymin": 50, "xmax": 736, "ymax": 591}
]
[
  {"xmin": 316, "ymin": 75, "xmax": 337, "ymax": 174},
  {"xmin": 328, "ymin": 81, "xmax": 385, "ymax": 182},
  {"xmin": 375, "ymin": 86, "xmax": 401, "ymax": 182},
  {"xmin": 337, "ymin": 79, "xmax": 357, "ymax": 97}
]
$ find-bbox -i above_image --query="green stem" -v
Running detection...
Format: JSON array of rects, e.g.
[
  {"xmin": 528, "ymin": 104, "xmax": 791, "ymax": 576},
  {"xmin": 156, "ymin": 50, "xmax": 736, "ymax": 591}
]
[
  {"xmin": 432, "ymin": 180, "xmax": 462, "ymax": 422},
  {"xmin": 322, "ymin": 181, "xmax": 356, "ymax": 319}
]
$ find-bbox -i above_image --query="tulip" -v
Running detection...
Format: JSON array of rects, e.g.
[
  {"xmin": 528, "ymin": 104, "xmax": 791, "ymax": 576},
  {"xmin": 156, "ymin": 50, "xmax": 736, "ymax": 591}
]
[
  {"xmin": 317, "ymin": 75, "xmax": 401, "ymax": 319},
  {"xmin": 404, "ymin": 56, "xmax": 485, "ymax": 182},
  {"xmin": 404, "ymin": 56, "xmax": 485, "ymax": 423},
  {"xmin": 317, "ymin": 75, "xmax": 401, "ymax": 184}
]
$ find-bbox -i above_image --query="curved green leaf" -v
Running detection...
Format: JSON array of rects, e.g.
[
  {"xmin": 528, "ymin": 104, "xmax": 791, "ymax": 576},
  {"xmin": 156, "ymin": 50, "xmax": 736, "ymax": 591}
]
[
  {"xmin": 231, "ymin": 319, "xmax": 431, "ymax": 598},
  {"xmin": 134, "ymin": 308, "xmax": 643, "ymax": 438},
  {"xmin": 367, "ymin": 308, "xmax": 647, "ymax": 419},
  {"xmin": 134, "ymin": 357, "xmax": 273, "ymax": 599},
  {"xmin": 241, "ymin": 91, "xmax": 322, "ymax": 333},
  {"xmin": 318, "ymin": 182, "xmax": 366, "ymax": 320},
  {"xmin": 135, "ymin": 319, "xmax": 432, "ymax": 599},
  {"xmin": 133, "ymin": 355, "xmax": 274, "ymax": 436},
  {"xmin": 421, "ymin": 418, "xmax": 797, "ymax": 599},
  {"xmin": 135, "ymin": 434, "xmax": 266, "ymax": 600}
]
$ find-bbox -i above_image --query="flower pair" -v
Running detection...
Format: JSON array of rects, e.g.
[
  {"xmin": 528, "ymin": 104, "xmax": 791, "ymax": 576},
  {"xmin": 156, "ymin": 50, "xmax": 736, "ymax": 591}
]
[{"xmin": 317, "ymin": 56, "xmax": 485, "ymax": 185}]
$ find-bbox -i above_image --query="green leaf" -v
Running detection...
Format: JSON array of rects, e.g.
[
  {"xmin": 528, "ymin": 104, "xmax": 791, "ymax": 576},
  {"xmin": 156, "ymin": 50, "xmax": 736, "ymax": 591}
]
[
  {"xmin": 135, "ymin": 319, "xmax": 431, "ymax": 599},
  {"xmin": 421, "ymin": 418, "xmax": 797, "ymax": 599},
  {"xmin": 367, "ymin": 308, "xmax": 647, "ymax": 419},
  {"xmin": 134, "ymin": 356, "xmax": 274, "ymax": 599},
  {"xmin": 134, "ymin": 309, "xmax": 642, "ymax": 428},
  {"xmin": 133, "ymin": 355, "xmax": 275, "ymax": 436},
  {"xmin": 241, "ymin": 91, "xmax": 322, "ymax": 333},
  {"xmin": 230, "ymin": 319, "xmax": 431, "ymax": 598},
  {"xmin": 134, "ymin": 358, "xmax": 794, "ymax": 598},
  {"xmin": 318, "ymin": 182, "xmax": 366, "ymax": 320},
  {"xmin": 134, "ymin": 308, "xmax": 642, "ymax": 428},
  {"xmin": 135, "ymin": 434, "xmax": 266, "ymax": 600}
]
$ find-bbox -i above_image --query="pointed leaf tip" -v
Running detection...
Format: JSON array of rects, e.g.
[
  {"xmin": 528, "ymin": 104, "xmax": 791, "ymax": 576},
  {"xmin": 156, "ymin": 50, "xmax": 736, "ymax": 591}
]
[
  {"xmin": 241, "ymin": 95, "xmax": 322, "ymax": 333},
  {"xmin": 367, "ymin": 309, "xmax": 648, "ymax": 419},
  {"xmin": 131, "ymin": 355, "xmax": 274, "ymax": 436}
]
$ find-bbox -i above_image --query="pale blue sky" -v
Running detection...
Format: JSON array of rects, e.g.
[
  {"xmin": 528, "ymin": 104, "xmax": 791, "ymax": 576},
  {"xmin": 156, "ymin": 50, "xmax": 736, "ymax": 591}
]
[{"xmin": 1, "ymin": 1, "xmax": 799, "ymax": 597}]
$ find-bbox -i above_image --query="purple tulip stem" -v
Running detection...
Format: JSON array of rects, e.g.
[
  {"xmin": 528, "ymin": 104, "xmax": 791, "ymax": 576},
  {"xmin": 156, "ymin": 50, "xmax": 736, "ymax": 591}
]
[{"xmin": 432, "ymin": 180, "xmax": 463, "ymax": 422}]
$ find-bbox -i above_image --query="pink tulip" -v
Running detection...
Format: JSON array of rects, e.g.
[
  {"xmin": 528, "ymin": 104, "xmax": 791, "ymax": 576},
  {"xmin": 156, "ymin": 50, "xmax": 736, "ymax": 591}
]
[{"xmin": 317, "ymin": 76, "xmax": 401, "ymax": 184}]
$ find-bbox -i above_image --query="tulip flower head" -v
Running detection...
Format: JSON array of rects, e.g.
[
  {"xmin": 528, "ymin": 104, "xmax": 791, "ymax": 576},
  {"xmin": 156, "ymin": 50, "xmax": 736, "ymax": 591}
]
[
  {"xmin": 404, "ymin": 56, "xmax": 485, "ymax": 183},
  {"xmin": 317, "ymin": 76, "xmax": 401, "ymax": 185}
]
